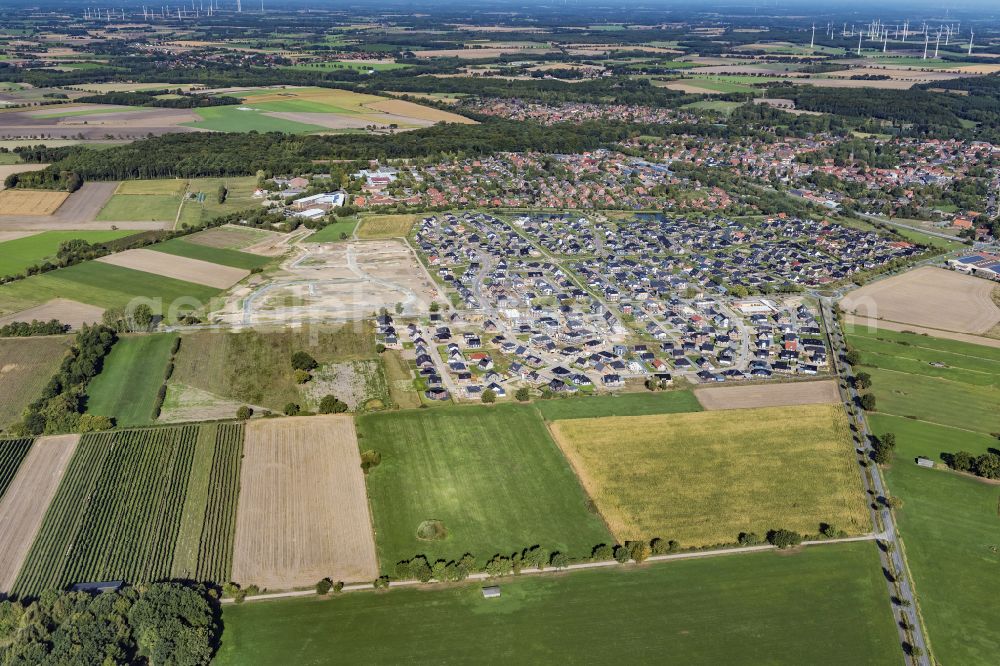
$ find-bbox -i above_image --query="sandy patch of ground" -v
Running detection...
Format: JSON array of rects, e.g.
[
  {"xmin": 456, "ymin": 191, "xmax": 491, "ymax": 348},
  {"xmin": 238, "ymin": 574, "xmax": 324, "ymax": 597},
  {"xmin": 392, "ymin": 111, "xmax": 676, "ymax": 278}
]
[
  {"xmin": 840, "ymin": 266, "xmax": 1000, "ymax": 335},
  {"xmin": 0, "ymin": 190, "xmax": 69, "ymax": 215},
  {"xmin": 843, "ymin": 315, "xmax": 1000, "ymax": 350},
  {"xmin": 97, "ymin": 248, "xmax": 250, "ymax": 289},
  {"xmin": 216, "ymin": 239, "xmax": 442, "ymax": 326},
  {"xmin": 231, "ymin": 416, "xmax": 378, "ymax": 589},
  {"xmin": 0, "ymin": 299, "xmax": 104, "ymax": 329},
  {"xmin": 0, "ymin": 164, "xmax": 50, "ymax": 191},
  {"xmin": 695, "ymin": 380, "xmax": 840, "ymax": 410},
  {"xmin": 0, "ymin": 434, "xmax": 79, "ymax": 593}
]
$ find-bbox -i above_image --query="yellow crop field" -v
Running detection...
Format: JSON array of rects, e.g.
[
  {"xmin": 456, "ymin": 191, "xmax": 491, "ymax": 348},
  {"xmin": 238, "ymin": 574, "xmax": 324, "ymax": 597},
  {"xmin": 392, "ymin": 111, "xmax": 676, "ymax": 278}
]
[
  {"xmin": 356, "ymin": 213, "xmax": 421, "ymax": 239},
  {"xmin": 550, "ymin": 404, "xmax": 868, "ymax": 547},
  {"xmin": 0, "ymin": 190, "xmax": 69, "ymax": 216}
]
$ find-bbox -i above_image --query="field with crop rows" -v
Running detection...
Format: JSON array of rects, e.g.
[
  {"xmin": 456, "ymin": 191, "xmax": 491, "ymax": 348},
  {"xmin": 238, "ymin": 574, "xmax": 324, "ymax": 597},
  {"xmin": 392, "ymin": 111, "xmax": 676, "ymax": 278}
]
[
  {"xmin": 197, "ymin": 422, "xmax": 244, "ymax": 581},
  {"xmin": 0, "ymin": 438, "xmax": 33, "ymax": 499},
  {"xmin": 14, "ymin": 426, "xmax": 197, "ymax": 594}
]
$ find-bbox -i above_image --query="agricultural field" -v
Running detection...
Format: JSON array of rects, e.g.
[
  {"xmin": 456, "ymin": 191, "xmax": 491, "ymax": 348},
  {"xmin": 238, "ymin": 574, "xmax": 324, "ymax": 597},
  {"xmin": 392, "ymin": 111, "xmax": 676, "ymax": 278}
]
[
  {"xmin": 184, "ymin": 224, "xmax": 279, "ymax": 250},
  {"xmin": 85, "ymin": 333, "xmax": 178, "ymax": 427},
  {"xmin": 217, "ymin": 542, "xmax": 899, "ymax": 665},
  {"xmin": 185, "ymin": 87, "xmax": 473, "ymax": 134},
  {"xmin": 171, "ymin": 422, "xmax": 244, "ymax": 582},
  {"xmin": 849, "ymin": 328, "xmax": 1000, "ymax": 663},
  {"xmin": 694, "ymin": 380, "xmax": 840, "ymax": 410},
  {"xmin": 534, "ymin": 390, "xmax": 702, "ymax": 421},
  {"xmin": 12, "ymin": 423, "xmax": 244, "ymax": 595},
  {"xmin": 0, "ymin": 189, "xmax": 69, "ymax": 215},
  {"xmin": 306, "ymin": 218, "xmax": 358, "ymax": 242},
  {"xmin": 0, "ymin": 438, "xmax": 33, "ymax": 501},
  {"xmin": 95, "ymin": 179, "xmax": 187, "ymax": 222},
  {"xmin": 550, "ymin": 404, "xmax": 868, "ymax": 546},
  {"xmin": 357, "ymin": 404, "xmax": 611, "ymax": 568},
  {"xmin": 96, "ymin": 248, "xmax": 250, "ymax": 289},
  {"xmin": 171, "ymin": 324, "xmax": 375, "ymax": 411},
  {"xmin": 0, "ymin": 230, "xmax": 133, "ymax": 278},
  {"xmin": 0, "ymin": 336, "xmax": 72, "ymax": 432},
  {"xmin": 231, "ymin": 416, "xmax": 377, "ymax": 588},
  {"xmin": 0, "ymin": 435, "xmax": 78, "ymax": 593},
  {"xmin": 148, "ymin": 237, "xmax": 271, "ymax": 271},
  {"xmin": 355, "ymin": 213, "xmax": 421, "ymax": 239},
  {"xmin": 841, "ymin": 266, "xmax": 1000, "ymax": 336},
  {"xmin": 0, "ymin": 261, "xmax": 221, "ymax": 322}
]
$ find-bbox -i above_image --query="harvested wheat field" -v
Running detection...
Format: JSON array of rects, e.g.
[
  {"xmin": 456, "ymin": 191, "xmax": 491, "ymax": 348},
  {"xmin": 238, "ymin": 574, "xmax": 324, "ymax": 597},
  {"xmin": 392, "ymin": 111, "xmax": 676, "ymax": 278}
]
[
  {"xmin": 0, "ymin": 298, "xmax": 105, "ymax": 330},
  {"xmin": 97, "ymin": 248, "xmax": 250, "ymax": 289},
  {"xmin": 841, "ymin": 266, "xmax": 1000, "ymax": 335},
  {"xmin": 550, "ymin": 404, "xmax": 868, "ymax": 547},
  {"xmin": 364, "ymin": 99, "xmax": 475, "ymax": 124},
  {"xmin": 0, "ymin": 190, "xmax": 69, "ymax": 216},
  {"xmin": 231, "ymin": 416, "xmax": 378, "ymax": 589},
  {"xmin": 0, "ymin": 434, "xmax": 79, "ymax": 593},
  {"xmin": 695, "ymin": 379, "xmax": 839, "ymax": 410}
]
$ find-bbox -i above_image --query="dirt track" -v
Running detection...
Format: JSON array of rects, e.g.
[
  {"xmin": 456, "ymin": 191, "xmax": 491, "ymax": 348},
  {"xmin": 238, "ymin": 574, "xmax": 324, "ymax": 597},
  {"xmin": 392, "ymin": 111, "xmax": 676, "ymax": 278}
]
[
  {"xmin": 0, "ymin": 434, "xmax": 79, "ymax": 593},
  {"xmin": 840, "ymin": 266, "xmax": 1000, "ymax": 335},
  {"xmin": 231, "ymin": 416, "xmax": 378, "ymax": 589},
  {"xmin": 695, "ymin": 379, "xmax": 840, "ymax": 410}
]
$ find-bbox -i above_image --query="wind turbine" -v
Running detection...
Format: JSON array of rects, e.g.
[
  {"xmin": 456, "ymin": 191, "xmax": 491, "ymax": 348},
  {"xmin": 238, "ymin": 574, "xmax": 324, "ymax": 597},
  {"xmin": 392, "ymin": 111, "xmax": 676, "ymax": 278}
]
[
  {"xmin": 810, "ymin": 24, "xmax": 815, "ymax": 49},
  {"xmin": 968, "ymin": 29, "xmax": 974, "ymax": 56}
]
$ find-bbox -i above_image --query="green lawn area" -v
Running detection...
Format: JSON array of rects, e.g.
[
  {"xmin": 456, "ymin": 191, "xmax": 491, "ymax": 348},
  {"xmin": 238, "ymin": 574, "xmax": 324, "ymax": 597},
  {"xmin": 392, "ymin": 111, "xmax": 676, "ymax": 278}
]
[
  {"xmin": 216, "ymin": 541, "xmax": 899, "ymax": 665},
  {"xmin": 305, "ymin": 219, "xmax": 358, "ymax": 242},
  {"xmin": 534, "ymin": 390, "xmax": 702, "ymax": 421},
  {"xmin": 357, "ymin": 404, "xmax": 611, "ymax": 567},
  {"xmin": 150, "ymin": 238, "xmax": 271, "ymax": 270},
  {"xmin": 0, "ymin": 152, "xmax": 21, "ymax": 165},
  {"xmin": 86, "ymin": 333, "xmax": 178, "ymax": 426},
  {"xmin": 96, "ymin": 194, "xmax": 181, "ymax": 222},
  {"xmin": 682, "ymin": 100, "xmax": 743, "ymax": 114},
  {"xmin": 0, "ymin": 230, "xmax": 133, "ymax": 278},
  {"xmin": 182, "ymin": 106, "xmax": 328, "ymax": 133},
  {"xmin": 0, "ymin": 262, "xmax": 220, "ymax": 322},
  {"xmin": 674, "ymin": 77, "xmax": 757, "ymax": 93},
  {"xmin": 851, "ymin": 328, "xmax": 1000, "ymax": 664},
  {"xmin": 870, "ymin": 414, "xmax": 1000, "ymax": 665}
]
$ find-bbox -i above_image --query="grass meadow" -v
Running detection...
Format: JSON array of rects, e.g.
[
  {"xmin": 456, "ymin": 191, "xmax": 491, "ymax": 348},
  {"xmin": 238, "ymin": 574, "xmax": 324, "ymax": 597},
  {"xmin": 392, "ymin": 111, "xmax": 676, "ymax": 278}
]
[
  {"xmin": 216, "ymin": 542, "xmax": 898, "ymax": 665},
  {"xmin": 357, "ymin": 404, "xmax": 611, "ymax": 568},
  {"xmin": 0, "ymin": 231, "xmax": 133, "ymax": 278},
  {"xmin": 0, "ymin": 337, "xmax": 71, "ymax": 431},
  {"xmin": 171, "ymin": 324, "xmax": 375, "ymax": 410},
  {"xmin": 851, "ymin": 327, "xmax": 1000, "ymax": 664},
  {"xmin": 355, "ymin": 213, "xmax": 421, "ymax": 239},
  {"xmin": 85, "ymin": 333, "xmax": 178, "ymax": 426},
  {"xmin": 551, "ymin": 404, "xmax": 869, "ymax": 546},
  {"xmin": 535, "ymin": 390, "xmax": 702, "ymax": 421},
  {"xmin": 183, "ymin": 106, "xmax": 328, "ymax": 134},
  {"xmin": 306, "ymin": 219, "xmax": 359, "ymax": 242}
]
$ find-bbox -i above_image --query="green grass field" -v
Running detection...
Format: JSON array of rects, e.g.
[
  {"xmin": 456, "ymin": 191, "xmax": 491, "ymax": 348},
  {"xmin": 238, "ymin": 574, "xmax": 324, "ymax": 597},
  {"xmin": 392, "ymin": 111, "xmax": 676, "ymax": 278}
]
[
  {"xmin": 551, "ymin": 405, "xmax": 868, "ymax": 546},
  {"xmin": 0, "ymin": 337, "xmax": 72, "ymax": 431},
  {"xmin": 681, "ymin": 100, "xmax": 744, "ymax": 114},
  {"xmin": 150, "ymin": 238, "xmax": 271, "ymax": 270},
  {"xmin": 85, "ymin": 333, "xmax": 177, "ymax": 426},
  {"xmin": 216, "ymin": 542, "xmax": 899, "ymax": 665},
  {"xmin": 851, "ymin": 328, "xmax": 1000, "ymax": 663},
  {"xmin": 357, "ymin": 404, "xmax": 611, "ymax": 567},
  {"xmin": 306, "ymin": 219, "xmax": 358, "ymax": 242},
  {"xmin": 0, "ymin": 262, "xmax": 221, "ymax": 322},
  {"xmin": 535, "ymin": 390, "xmax": 702, "ymax": 421},
  {"xmin": 183, "ymin": 106, "xmax": 328, "ymax": 133},
  {"xmin": 96, "ymin": 193, "xmax": 181, "ymax": 222},
  {"xmin": 870, "ymin": 415, "xmax": 1000, "ymax": 665},
  {"xmin": 0, "ymin": 230, "xmax": 133, "ymax": 278}
]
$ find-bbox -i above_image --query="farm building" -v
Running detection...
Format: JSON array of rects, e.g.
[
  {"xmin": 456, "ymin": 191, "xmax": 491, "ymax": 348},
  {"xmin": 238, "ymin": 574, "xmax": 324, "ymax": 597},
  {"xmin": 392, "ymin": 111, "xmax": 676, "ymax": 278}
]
[{"xmin": 482, "ymin": 585, "xmax": 501, "ymax": 599}]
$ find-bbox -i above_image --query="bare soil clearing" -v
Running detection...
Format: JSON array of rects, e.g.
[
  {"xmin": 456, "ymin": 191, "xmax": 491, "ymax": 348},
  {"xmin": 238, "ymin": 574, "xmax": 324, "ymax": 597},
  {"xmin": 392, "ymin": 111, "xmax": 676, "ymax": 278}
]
[
  {"xmin": 0, "ymin": 298, "xmax": 104, "ymax": 329},
  {"xmin": 231, "ymin": 416, "xmax": 378, "ymax": 589},
  {"xmin": 841, "ymin": 266, "xmax": 1000, "ymax": 335},
  {"xmin": 0, "ymin": 434, "xmax": 79, "ymax": 593},
  {"xmin": 97, "ymin": 248, "xmax": 250, "ymax": 288},
  {"xmin": 695, "ymin": 380, "xmax": 840, "ymax": 410}
]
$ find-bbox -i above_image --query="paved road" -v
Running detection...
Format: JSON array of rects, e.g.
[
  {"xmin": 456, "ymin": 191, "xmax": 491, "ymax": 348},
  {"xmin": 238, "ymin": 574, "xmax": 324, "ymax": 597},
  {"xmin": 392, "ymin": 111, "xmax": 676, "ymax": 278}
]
[
  {"xmin": 859, "ymin": 213, "xmax": 967, "ymax": 244},
  {"xmin": 821, "ymin": 297, "xmax": 930, "ymax": 666}
]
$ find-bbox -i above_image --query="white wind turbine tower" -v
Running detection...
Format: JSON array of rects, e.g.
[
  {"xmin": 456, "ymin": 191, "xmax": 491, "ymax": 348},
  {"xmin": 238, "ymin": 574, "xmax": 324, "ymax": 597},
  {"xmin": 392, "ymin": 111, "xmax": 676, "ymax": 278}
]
[
  {"xmin": 857, "ymin": 32, "xmax": 863, "ymax": 56},
  {"xmin": 810, "ymin": 24, "xmax": 815, "ymax": 49},
  {"xmin": 883, "ymin": 31, "xmax": 888, "ymax": 52},
  {"xmin": 968, "ymin": 29, "xmax": 974, "ymax": 56},
  {"xmin": 236, "ymin": 0, "xmax": 242, "ymax": 12},
  {"xmin": 902, "ymin": 20, "xmax": 908, "ymax": 43},
  {"xmin": 922, "ymin": 31, "xmax": 929, "ymax": 59},
  {"xmin": 934, "ymin": 28, "xmax": 940, "ymax": 58}
]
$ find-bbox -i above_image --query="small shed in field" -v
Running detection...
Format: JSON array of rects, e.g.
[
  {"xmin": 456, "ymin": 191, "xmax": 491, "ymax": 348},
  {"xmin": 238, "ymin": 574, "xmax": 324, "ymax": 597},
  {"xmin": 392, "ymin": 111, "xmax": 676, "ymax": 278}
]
[
  {"xmin": 916, "ymin": 457, "xmax": 935, "ymax": 469},
  {"xmin": 482, "ymin": 585, "xmax": 501, "ymax": 599}
]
